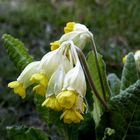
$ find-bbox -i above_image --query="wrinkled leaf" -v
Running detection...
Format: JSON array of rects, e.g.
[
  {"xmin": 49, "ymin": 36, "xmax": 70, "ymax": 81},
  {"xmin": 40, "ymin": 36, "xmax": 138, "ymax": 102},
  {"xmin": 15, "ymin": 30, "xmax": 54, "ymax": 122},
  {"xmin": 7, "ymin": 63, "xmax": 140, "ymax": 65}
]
[
  {"xmin": 2, "ymin": 34, "xmax": 33, "ymax": 71},
  {"xmin": 87, "ymin": 51, "xmax": 111, "ymax": 127},
  {"xmin": 6, "ymin": 126, "xmax": 49, "ymax": 140},
  {"xmin": 107, "ymin": 73, "xmax": 121, "ymax": 96},
  {"xmin": 96, "ymin": 80, "xmax": 140, "ymax": 140},
  {"xmin": 121, "ymin": 53, "xmax": 139, "ymax": 91}
]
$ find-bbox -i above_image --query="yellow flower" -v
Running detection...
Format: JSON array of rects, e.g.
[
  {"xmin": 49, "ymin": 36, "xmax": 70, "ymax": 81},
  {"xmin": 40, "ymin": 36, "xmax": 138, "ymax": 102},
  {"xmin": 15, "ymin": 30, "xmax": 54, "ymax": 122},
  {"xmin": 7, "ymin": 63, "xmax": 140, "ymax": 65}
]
[
  {"xmin": 60, "ymin": 110, "xmax": 84, "ymax": 124},
  {"xmin": 8, "ymin": 61, "xmax": 40, "ymax": 98},
  {"xmin": 30, "ymin": 72, "xmax": 48, "ymax": 96},
  {"xmin": 33, "ymin": 85, "xmax": 46, "ymax": 96},
  {"xmin": 42, "ymin": 96, "xmax": 62, "ymax": 111},
  {"xmin": 50, "ymin": 41, "xmax": 60, "ymax": 51},
  {"xmin": 63, "ymin": 63, "xmax": 86, "ymax": 97},
  {"xmin": 64, "ymin": 22, "xmax": 75, "ymax": 33},
  {"xmin": 8, "ymin": 81, "xmax": 26, "ymax": 99},
  {"xmin": 40, "ymin": 48, "xmax": 72, "ymax": 79},
  {"xmin": 30, "ymin": 72, "xmax": 48, "ymax": 87},
  {"xmin": 72, "ymin": 95, "xmax": 86, "ymax": 113},
  {"xmin": 122, "ymin": 55, "xmax": 127, "ymax": 64},
  {"xmin": 56, "ymin": 90, "xmax": 77, "ymax": 109}
]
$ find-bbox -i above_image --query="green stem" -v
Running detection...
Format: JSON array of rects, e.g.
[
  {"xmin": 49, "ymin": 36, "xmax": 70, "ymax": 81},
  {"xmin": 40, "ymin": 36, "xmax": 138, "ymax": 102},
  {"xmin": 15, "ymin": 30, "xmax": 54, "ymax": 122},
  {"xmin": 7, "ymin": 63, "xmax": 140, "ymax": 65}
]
[
  {"xmin": 64, "ymin": 125, "xmax": 78, "ymax": 140},
  {"xmin": 76, "ymin": 47, "xmax": 110, "ymax": 111}
]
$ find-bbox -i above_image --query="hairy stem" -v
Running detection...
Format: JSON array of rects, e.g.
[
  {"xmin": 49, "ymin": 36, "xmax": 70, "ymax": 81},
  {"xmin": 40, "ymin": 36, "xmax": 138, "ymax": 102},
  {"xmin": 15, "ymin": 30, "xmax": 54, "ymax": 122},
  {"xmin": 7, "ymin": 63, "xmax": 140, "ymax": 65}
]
[{"xmin": 76, "ymin": 47, "xmax": 110, "ymax": 111}]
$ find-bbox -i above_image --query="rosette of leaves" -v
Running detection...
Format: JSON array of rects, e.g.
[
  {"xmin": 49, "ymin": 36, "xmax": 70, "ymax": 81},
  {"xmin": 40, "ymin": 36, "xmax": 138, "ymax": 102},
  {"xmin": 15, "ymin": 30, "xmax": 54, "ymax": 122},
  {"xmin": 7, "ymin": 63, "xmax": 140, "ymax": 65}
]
[{"xmin": 96, "ymin": 53, "xmax": 140, "ymax": 140}]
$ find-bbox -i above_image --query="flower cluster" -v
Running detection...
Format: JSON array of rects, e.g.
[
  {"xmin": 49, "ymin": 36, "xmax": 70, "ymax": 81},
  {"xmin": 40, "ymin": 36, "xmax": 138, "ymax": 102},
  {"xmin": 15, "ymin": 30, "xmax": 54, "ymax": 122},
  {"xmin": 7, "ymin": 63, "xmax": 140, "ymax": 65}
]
[
  {"xmin": 123, "ymin": 50, "xmax": 140, "ymax": 71},
  {"xmin": 8, "ymin": 22, "xmax": 93, "ymax": 124}
]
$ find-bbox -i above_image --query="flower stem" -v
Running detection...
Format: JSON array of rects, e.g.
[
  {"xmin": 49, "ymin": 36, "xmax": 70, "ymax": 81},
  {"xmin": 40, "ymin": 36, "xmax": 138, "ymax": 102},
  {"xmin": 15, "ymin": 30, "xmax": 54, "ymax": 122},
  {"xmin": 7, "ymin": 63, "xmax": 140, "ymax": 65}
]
[
  {"xmin": 76, "ymin": 47, "xmax": 110, "ymax": 111},
  {"xmin": 64, "ymin": 125, "xmax": 78, "ymax": 140}
]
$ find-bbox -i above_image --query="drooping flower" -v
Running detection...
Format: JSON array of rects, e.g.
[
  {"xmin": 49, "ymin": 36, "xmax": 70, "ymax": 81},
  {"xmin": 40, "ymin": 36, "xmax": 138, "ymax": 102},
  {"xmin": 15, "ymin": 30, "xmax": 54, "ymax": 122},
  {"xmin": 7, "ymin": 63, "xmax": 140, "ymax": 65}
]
[
  {"xmin": 56, "ymin": 90, "xmax": 77, "ymax": 109},
  {"xmin": 62, "ymin": 63, "xmax": 86, "ymax": 97},
  {"xmin": 41, "ymin": 41, "xmax": 87, "ymax": 124},
  {"xmin": 42, "ymin": 65, "xmax": 66, "ymax": 111},
  {"xmin": 64, "ymin": 22, "xmax": 89, "ymax": 33},
  {"xmin": 60, "ymin": 110, "xmax": 84, "ymax": 124},
  {"xmin": 8, "ymin": 81, "xmax": 26, "ymax": 99},
  {"xmin": 8, "ymin": 61, "xmax": 40, "ymax": 98},
  {"xmin": 40, "ymin": 47, "xmax": 72, "ymax": 79},
  {"xmin": 42, "ymin": 95, "xmax": 62, "ymax": 111},
  {"xmin": 50, "ymin": 22, "xmax": 93, "ymax": 51},
  {"xmin": 30, "ymin": 72, "xmax": 48, "ymax": 96}
]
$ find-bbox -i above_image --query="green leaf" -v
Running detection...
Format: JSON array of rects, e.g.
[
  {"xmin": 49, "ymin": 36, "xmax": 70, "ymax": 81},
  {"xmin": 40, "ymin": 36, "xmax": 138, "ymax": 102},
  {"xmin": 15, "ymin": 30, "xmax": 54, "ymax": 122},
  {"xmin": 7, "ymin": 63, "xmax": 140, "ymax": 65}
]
[
  {"xmin": 87, "ymin": 51, "xmax": 111, "ymax": 127},
  {"xmin": 2, "ymin": 34, "xmax": 33, "ymax": 71},
  {"xmin": 121, "ymin": 52, "xmax": 139, "ymax": 91},
  {"xmin": 107, "ymin": 73, "xmax": 121, "ymax": 96},
  {"xmin": 6, "ymin": 126, "xmax": 49, "ymax": 140},
  {"xmin": 96, "ymin": 80, "xmax": 140, "ymax": 140}
]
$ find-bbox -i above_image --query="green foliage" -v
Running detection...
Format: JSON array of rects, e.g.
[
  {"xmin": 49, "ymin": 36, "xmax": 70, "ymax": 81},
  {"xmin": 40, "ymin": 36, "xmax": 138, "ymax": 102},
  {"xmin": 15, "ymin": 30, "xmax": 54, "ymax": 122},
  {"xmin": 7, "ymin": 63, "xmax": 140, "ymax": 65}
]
[
  {"xmin": 2, "ymin": 34, "xmax": 33, "ymax": 71},
  {"xmin": 121, "ymin": 53, "xmax": 139, "ymax": 90},
  {"xmin": 87, "ymin": 51, "xmax": 111, "ymax": 127},
  {"xmin": 96, "ymin": 80, "xmax": 140, "ymax": 140},
  {"xmin": 107, "ymin": 73, "xmax": 121, "ymax": 96},
  {"xmin": 6, "ymin": 126, "xmax": 49, "ymax": 140}
]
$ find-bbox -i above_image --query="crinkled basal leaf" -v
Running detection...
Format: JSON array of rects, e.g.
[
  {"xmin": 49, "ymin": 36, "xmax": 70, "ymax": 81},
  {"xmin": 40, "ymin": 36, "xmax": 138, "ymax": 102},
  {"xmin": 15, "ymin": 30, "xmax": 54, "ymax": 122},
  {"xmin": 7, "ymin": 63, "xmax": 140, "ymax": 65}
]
[
  {"xmin": 121, "ymin": 53, "xmax": 139, "ymax": 91},
  {"xmin": 6, "ymin": 126, "xmax": 49, "ymax": 140},
  {"xmin": 2, "ymin": 34, "xmax": 33, "ymax": 71},
  {"xmin": 107, "ymin": 73, "xmax": 121, "ymax": 96},
  {"xmin": 87, "ymin": 51, "xmax": 111, "ymax": 127},
  {"xmin": 96, "ymin": 80, "xmax": 140, "ymax": 140}
]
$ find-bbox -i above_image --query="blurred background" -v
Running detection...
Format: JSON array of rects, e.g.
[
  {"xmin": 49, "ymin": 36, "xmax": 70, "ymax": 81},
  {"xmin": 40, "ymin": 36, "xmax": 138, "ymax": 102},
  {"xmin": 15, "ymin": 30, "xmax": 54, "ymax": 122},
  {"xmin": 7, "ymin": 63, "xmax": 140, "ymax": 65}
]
[{"xmin": 0, "ymin": 0, "xmax": 139, "ymax": 139}]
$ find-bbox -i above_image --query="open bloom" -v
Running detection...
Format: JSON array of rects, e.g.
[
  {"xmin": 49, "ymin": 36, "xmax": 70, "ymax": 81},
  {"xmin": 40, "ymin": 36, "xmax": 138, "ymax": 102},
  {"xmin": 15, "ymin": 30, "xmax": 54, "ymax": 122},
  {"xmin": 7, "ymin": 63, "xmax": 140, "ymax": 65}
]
[
  {"xmin": 42, "ymin": 95, "xmax": 62, "ymax": 111},
  {"xmin": 60, "ymin": 110, "xmax": 84, "ymax": 124},
  {"xmin": 30, "ymin": 72, "xmax": 48, "ymax": 96},
  {"xmin": 8, "ymin": 61, "xmax": 40, "ymax": 98},
  {"xmin": 56, "ymin": 90, "xmax": 77, "ymax": 109}
]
